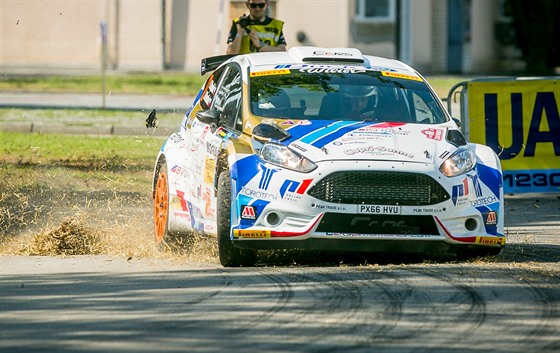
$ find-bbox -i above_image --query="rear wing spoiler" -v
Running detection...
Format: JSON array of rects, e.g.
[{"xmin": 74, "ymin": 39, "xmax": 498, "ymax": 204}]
[{"xmin": 201, "ymin": 54, "xmax": 237, "ymax": 75}]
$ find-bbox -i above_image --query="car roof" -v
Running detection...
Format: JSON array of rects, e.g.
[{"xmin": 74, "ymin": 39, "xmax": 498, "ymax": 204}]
[
  {"xmin": 244, "ymin": 47, "xmax": 414, "ymax": 72},
  {"xmin": 201, "ymin": 46, "xmax": 417, "ymax": 76}
]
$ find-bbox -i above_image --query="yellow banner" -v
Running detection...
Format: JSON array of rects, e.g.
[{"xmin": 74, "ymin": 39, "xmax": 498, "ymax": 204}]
[{"xmin": 467, "ymin": 79, "xmax": 560, "ymax": 192}]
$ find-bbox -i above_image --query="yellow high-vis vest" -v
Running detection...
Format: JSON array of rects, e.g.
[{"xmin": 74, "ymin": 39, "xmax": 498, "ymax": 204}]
[{"xmin": 235, "ymin": 18, "xmax": 284, "ymax": 53}]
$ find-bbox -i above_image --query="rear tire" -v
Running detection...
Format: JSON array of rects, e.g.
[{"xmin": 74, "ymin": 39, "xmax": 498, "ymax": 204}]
[{"xmin": 217, "ymin": 170, "xmax": 256, "ymax": 267}]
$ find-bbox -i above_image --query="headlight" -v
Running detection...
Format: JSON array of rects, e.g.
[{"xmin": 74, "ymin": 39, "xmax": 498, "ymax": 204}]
[
  {"xmin": 259, "ymin": 143, "xmax": 317, "ymax": 172},
  {"xmin": 439, "ymin": 148, "xmax": 476, "ymax": 177}
]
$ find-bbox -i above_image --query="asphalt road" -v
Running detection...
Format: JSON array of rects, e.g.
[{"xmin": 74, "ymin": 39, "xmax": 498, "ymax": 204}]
[
  {"xmin": 1, "ymin": 193, "xmax": 559, "ymax": 353},
  {"xmin": 1, "ymin": 92, "xmax": 558, "ymax": 353}
]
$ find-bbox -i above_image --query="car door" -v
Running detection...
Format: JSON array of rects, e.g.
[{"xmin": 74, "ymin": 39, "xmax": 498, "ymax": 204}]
[{"xmin": 186, "ymin": 64, "xmax": 243, "ymax": 230}]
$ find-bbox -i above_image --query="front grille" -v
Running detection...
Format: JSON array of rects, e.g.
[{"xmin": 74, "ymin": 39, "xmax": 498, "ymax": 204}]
[
  {"xmin": 317, "ymin": 213, "xmax": 439, "ymax": 235},
  {"xmin": 307, "ymin": 171, "xmax": 449, "ymax": 206}
]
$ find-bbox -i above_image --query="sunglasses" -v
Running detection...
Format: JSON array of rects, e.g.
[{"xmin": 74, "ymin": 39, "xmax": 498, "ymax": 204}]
[{"xmin": 249, "ymin": 2, "xmax": 266, "ymax": 9}]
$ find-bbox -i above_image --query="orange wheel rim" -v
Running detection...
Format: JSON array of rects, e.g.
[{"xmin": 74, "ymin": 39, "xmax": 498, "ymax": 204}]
[{"xmin": 153, "ymin": 170, "xmax": 168, "ymax": 243}]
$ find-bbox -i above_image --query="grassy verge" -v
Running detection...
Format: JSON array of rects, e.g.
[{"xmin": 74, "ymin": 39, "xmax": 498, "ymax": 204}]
[
  {"xmin": 0, "ymin": 131, "xmax": 190, "ymax": 258},
  {"xmin": 0, "ymin": 131, "xmax": 162, "ymax": 232},
  {"xmin": 0, "ymin": 72, "xmax": 207, "ymax": 96},
  {"xmin": 0, "ymin": 132, "xmax": 163, "ymax": 171},
  {"xmin": 1, "ymin": 71, "xmax": 470, "ymax": 98}
]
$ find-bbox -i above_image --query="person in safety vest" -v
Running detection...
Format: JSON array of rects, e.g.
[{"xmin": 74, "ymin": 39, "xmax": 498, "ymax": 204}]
[{"xmin": 227, "ymin": 0, "xmax": 286, "ymax": 54}]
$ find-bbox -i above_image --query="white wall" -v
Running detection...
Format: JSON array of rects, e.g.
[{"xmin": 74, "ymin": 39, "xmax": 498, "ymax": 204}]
[
  {"xmin": 277, "ymin": 0, "xmax": 349, "ymax": 48},
  {"xmin": 469, "ymin": 0, "xmax": 497, "ymax": 73},
  {"xmin": 1, "ymin": 0, "xmax": 506, "ymax": 74},
  {"xmin": 1, "ymin": 1, "xmax": 105, "ymax": 68}
]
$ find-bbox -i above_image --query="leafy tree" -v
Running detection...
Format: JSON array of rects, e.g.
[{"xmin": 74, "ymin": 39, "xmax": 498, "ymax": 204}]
[{"xmin": 508, "ymin": 0, "xmax": 560, "ymax": 75}]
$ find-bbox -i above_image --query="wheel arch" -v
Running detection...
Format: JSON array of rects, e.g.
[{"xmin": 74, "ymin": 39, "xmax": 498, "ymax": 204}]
[{"xmin": 152, "ymin": 153, "xmax": 167, "ymax": 199}]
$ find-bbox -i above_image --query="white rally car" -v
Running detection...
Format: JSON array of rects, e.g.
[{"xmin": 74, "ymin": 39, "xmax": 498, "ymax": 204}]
[{"xmin": 152, "ymin": 46, "xmax": 505, "ymax": 266}]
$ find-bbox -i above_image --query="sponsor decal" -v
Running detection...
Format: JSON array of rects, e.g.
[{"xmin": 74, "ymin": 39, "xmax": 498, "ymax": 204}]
[
  {"xmin": 176, "ymin": 190, "xmax": 189, "ymax": 212},
  {"xmin": 412, "ymin": 207, "xmax": 446, "ymax": 213},
  {"xmin": 259, "ymin": 166, "xmax": 278, "ymax": 190},
  {"xmin": 199, "ymin": 125, "xmax": 210, "ymax": 140},
  {"xmin": 202, "ymin": 186, "xmax": 213, "ymax": 217},
  {"xmin": 233, "ymin": 229, "xmax": 271, "ymax": 238},
  {"xmin": 281, "ymin": 120, "xmax": 312, "ymax": 126},
  {"xmin": 367, "ymin": 66, "xmax": 398, "ymax": 72},
  {"xmin": 422, "ymin": 128, "xmax": 444, "ymax": 140},
  {"xmin": 300, "ymin": 67, "xmax": 367, "ymax": 74},
  {"xmin": 470, "ymin": 174, "xmax": 484, "ymax": 197},
  {"xmin": 280, "ymin": 179, "xmax": 313, "ymax": 198},
  {"xmin": 381, "ymin": 71, "xmax": 423, "ymax": 81},
  {"xmin": 203, "ymin": 157, "xmax": 216, "ymax": 184},
  {"xmin": 250, "ymin": 69, "xmax": 290, "ymax": 77},
  {"xmin": 272, "ymin": 64, "xmax": 366, "ymax": 74},
  {"xmin": 325, "ymin": 232, "xmax": 435, "ymax": 239},
  {"xmin": 291, "ymin": 143, "xmax": 308, "ymax": 153},
  {"xmin": 451, "ymin": 177, "xmax": 470, "ymax": 205},
  {"xmin": 311, "ymin": 203, "xmax": 348, "ymax": 211},
  {"xmin": 240, "ymin": 205, "xmax": 257, "ymax": 220},
  {"xmin": 475, "ymin": 236, "xmax": 505, "ymax": 246},
  {"xmin": 169, "ymin": 133, "xmax": 184, "ymax": 144},
  {"xmin": 273, "ymin": 64, "xmax": 396, "ymax": 73},
  {"xmin": 206, "ymin": 139, "xmax": 221, "ymax": 156},
  {"xmin": 241, "ymin": 187, "xmax": 277, "ymax": 201},
  {"xmin": 470, "ymin": 195, "xmax": 498, "ymax": 207},
  {"xmin": 312, "ymin": 50, "xmax": 354, "ymax": 57},
  {"xmin": 170, "ymin": 164, "xmax": 188, "ymax": 177},
  {"xmin": 485, "ymin": 211, "xmax": 497, "ymax": 225},
  {"xmin": 344, "ymin": 145, "xmax": 414, "ymax": 158},
  {"xmin": 173, "ymin": 210, "xmax": 191, "ymax": 221},
  {"xmin": 215, "ymin": 127, "xmax": 230, "ymax": 139}
]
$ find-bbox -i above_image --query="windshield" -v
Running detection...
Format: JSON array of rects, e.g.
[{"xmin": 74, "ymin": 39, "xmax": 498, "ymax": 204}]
[{"xmin": 249, "ymin": 68, "xmax": 447, "ymax": 124}]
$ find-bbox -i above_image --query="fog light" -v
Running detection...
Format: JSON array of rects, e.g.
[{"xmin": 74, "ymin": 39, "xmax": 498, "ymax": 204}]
[
  {"xmin": 465, "ymin": 218, "xmax": 478, "ymax": 231},
  {"xmin": 266, "ymin": 212, "xmax": 281, "ymax": 226}
]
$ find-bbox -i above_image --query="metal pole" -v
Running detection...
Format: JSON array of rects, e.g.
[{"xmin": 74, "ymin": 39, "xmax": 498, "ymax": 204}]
[
  {"xmin": 161, "ymin": 0, "xmax": 167, "ymax": 70},
  {"xmin": 100, "ymin": 21, "xmax": 107, "ymax": 109}
]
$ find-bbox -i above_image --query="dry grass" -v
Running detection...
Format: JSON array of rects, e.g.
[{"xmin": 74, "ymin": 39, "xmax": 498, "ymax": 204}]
[
  {"xmin": 0, "ymin": 160, "xmax": 219, "ymax": 264},
  {"xmin": 21, "ymin": 216, "xmax": 103, "ymax": 256}
]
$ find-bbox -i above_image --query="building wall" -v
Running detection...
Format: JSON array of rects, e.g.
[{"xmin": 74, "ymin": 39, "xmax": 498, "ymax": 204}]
[
  {"xmin": 1, "ymin": 1, "xmax": 106, "ymax": 68},
  {"xmin": 410, "ymin": 0, "xmax": 433, "ymax": 72},
  {"xmin": 470, "ymin": 0, "xmax": 497, "ymax": 73},
  {"xmin": 431, "ymin": 0, "xmax": 449, "ymax": 73},
  {"xmin": 117, "ymin": 1, "xmax": 162, "ymax": 70},
  {"xmin": 1, "ymin": 0, "xmax": 509, "ymax": 74},
  {"xmin": 277, "ymin": 0, "xmax": 349, "ymax": 49}
]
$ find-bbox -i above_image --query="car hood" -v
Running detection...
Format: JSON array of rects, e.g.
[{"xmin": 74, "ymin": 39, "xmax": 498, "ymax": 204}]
[{"xmin": 285, "ymin": 121, "xmax": 457, "ymax": 165}]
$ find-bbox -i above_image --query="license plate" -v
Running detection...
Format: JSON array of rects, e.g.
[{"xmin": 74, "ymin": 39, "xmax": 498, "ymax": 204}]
[{"xmin": 357, "ymin": 205, "xmax": 401, "ymax": 214}]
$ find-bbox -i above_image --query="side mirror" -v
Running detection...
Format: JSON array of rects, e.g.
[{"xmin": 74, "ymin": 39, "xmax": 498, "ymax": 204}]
[
  {"xmin": 452, "ymin": 116, "xmax": 462, "ymax": 129},
  {"xmin": 252, "ymin": 123, "xmax": 291, "ymax": 142},
  {"xmin": 196, "ymin": 109, "xmax": 221, "ymax": 125}
]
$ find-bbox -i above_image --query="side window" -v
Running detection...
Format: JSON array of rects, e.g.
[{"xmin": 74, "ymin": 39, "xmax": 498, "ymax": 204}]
[
  {"xmin": 200, "ymin": 66, "xmax": 226, "ymax": 110},
  {"xmin": 355, "ymin": 0, "xmax": 396, "ymax": 23},
  {"xmin": 212, "ymin": 66, "xmax": 242, "ymax": 129}
]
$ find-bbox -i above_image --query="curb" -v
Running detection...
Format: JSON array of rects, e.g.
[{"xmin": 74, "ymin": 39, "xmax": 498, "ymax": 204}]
[{"xmin": 1, "ymin": 122, "xmax": 174, "ymax": 137}]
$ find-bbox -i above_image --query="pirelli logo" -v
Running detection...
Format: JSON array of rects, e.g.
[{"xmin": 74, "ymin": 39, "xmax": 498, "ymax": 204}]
[
  {"xmin": 233, "ymin": 229, "xmax": 271, "ymax": 238},
  {"xmin": 250, "ymin": 69, "xmax": 290, "ymax": 77},
  {"xmin": 382, "ymin": 71, "xmax": 423, "ymax": 82},
  {"xmin": 475, "ymin": 236, "xmax": 506, "ymax": 246}
]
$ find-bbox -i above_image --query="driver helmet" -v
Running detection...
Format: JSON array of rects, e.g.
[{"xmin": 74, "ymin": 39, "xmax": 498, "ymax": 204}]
[{"xmin": 340, "ymin": 85, "xmax": 377, "ymax": 98}]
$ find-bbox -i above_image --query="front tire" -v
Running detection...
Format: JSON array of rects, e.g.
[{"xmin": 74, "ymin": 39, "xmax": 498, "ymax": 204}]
[{"xmin": 217, "ymin": 170, "xmax": 256, "ymax": 267}]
